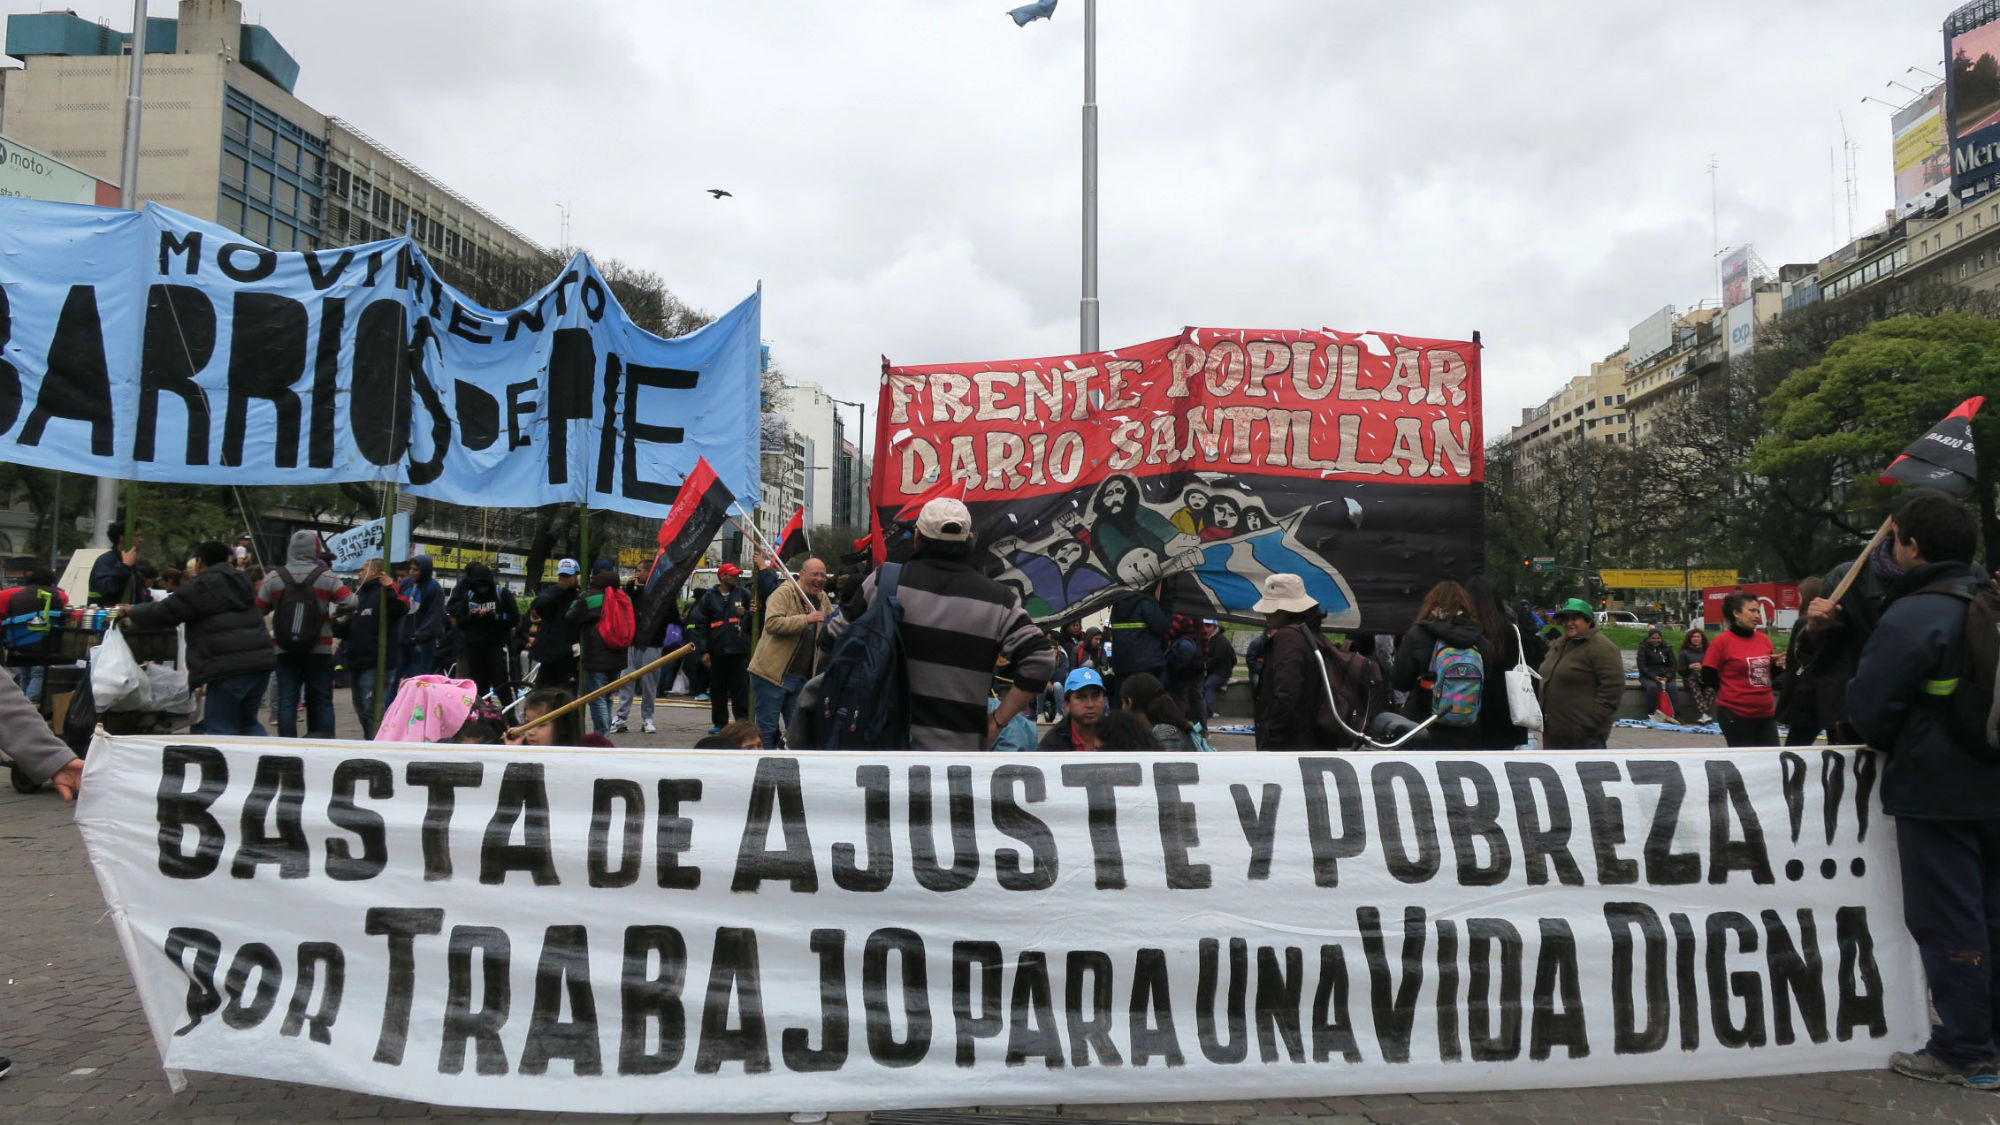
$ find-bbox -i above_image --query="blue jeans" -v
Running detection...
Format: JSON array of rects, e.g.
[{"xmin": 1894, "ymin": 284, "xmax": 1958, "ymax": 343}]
[
  {"xmin": 204, "ymin": 671, "xmax": 268, "ymax": 736},
  {"xmin": 13, "ymin": 664, "xmax": 44, "ymax": 705},
  {"xmin": 349, "ymin": 665, "xmax": 387, "ymax": 740},
  {"xmin": 392, "ymin": 640, "xmax": 436, "ymax": 702},
  {"xmin": 754, "ymin": 673, "xmax": 806, "ymax": 749},
  {"xmin": 582, "ymin": 667, "xmax": 615, "ymax": 734},
  {"xmin": 274, "ymin": 651, "xmax": 336, "ymax": 738}
]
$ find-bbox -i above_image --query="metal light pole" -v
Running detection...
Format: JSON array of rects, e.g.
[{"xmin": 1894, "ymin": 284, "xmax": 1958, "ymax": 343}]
[
  {"xmin": 94, "ymin": 0, "xmax": 148, "ymax": 548},
  {"xmin": 1079, "ymin": 0, "xmax": 1099, "ymax": 352}
]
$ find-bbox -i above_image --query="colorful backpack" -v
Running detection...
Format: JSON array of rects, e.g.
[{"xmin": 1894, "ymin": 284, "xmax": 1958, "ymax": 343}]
[{"xmin": 1429, "ymin": 640, "xmax": 1486, "ymax": 727}]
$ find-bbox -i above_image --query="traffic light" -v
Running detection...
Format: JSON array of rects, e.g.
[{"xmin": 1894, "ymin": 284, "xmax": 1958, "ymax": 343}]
[{"xmin": 1521, "ymin": 557, "xmax": 1532, "ymax": 568}]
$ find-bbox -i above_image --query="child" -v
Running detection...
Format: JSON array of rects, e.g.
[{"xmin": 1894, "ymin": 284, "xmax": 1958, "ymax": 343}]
[{"xmin": 503, "ymin": 687, "xmax": 612, "ymax": 747}]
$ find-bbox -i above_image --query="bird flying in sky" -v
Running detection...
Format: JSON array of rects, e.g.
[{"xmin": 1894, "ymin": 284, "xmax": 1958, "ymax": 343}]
[{"xmin": 707, "ymin": 188, "xmax": 732, "ymax": 199}]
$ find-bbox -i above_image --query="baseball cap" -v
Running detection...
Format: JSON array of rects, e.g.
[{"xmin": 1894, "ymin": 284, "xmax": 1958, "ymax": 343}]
[
  {"xmin": 1064, "ymin": 667, "xmax": 1106, "ymax": 694},
  {"xmin": 555, "ymin": 558, "xmax": 580, "ymax": 576},
  {"xmin": 717, "ymin": 563, "xmax": 742, "ymax": 577},
  {"xmin": 916, "ymin": 497, "xmax": 974, "ymax": 543}
]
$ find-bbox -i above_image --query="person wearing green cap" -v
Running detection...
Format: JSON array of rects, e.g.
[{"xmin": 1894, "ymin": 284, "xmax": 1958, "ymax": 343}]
[{"xmin": 1536, "ymin": 597, "xmax": 1624, "ymax": 749}]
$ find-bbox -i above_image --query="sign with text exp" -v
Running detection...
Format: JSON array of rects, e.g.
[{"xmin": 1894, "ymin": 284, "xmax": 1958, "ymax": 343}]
[
  {"xmin": 876, "ymin": 328, "xmax": 1483, "ymax": 631},
  {"xmin": 0, "ymin": 198, "xmax": 761, "ymax": 517},
  {"xmin": 78, "ymin": 736, "xmax": 1921, "ymax": 1114}
]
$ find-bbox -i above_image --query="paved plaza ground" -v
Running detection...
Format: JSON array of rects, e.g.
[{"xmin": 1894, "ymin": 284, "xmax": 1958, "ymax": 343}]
[{"xmin": 0, "ymin": 695, "xmax": 1988, "ymax": 1124}]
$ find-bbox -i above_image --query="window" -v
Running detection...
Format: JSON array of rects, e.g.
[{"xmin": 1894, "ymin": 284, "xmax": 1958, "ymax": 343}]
[
  {"xmin": 253, "ymin": 124, "xmax": 277, "ymax": 158},
  {"xmin": 218, "ymin": 196, "xmax": 245, "ymax": 232},
  {"xmin": 391, "ymin": 199, "xmax": 408, "ymax": 231},
  {"xmin": 277, "ymin": 138, "xmax": 299, "ymax": 173},
  {"xmin": 350, "ymin": 179, "xmax": 369, "ymax": 209},
  {"xmin": 1977, "ymin": 212, "xmax": 1984, "ymax": 231},
  {"xmin": 225, "ymin": 107, "xmax": 250, "ymax": 140},
  {"xmin": 249, "ymin": 166, "xmax": 272, "ymax": 200},
  {"xmin": 221, "ymin": 154, "xmax": 245, "ymax": 188},
  {"xmin": 371, "ymin": 192, "xmax": 389, "ymax": 222}
]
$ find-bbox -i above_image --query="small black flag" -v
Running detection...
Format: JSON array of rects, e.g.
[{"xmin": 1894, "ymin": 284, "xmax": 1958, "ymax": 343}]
[{"xmin": 1880, "ymin": 397, "xmax": 1984, "ymax": 497}]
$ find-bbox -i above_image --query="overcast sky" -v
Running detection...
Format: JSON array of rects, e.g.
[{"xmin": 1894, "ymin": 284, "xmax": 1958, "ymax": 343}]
[{"xmin": 24, "ymin": 2, "xmax": 1952, "ymax": 444}]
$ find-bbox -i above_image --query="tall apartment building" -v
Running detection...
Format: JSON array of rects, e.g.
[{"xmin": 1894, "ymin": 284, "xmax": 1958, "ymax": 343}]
[
  {"xmin": 1500, "ymin": 353, "xmax": 1633, "ymax": 457},
  {"xmin": 0, "ymin": 0, "xmax": 547, "ymax": 293}
]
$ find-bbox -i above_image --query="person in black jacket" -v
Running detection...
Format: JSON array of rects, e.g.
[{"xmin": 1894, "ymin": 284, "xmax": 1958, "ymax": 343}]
[
  {"xmin": 1202, "ymin": 620, "xmax": 1236, "ymax": 718},
  {"xmin": 125, "ymin": 540, "xmax": 276, "ymax": 736},
  {"xmin": 1391, "ymin": 580, "xmax": 1507, "ymax": 750},
  {"xmin": 1107, "ymin": 583, "xmax": 1170, "ymax": 702},
  {"xmin": 1845, "ymin": 489, "xmax": 2000, "ymax": 1090},
  {"xmin": 337, "ymin": 558, "xmax": 409, "ymax": 738},
  {"xmin": 566, "ymin": 563, "xmax": 630, "ymax": 736},
  {"xmin": 88, "ymin": 520, "xmax": 143, "ymax": 606},
  {"xmin": 528, "ymin": 559, "xmax": 583, "ymax": 692},
  {"xmin": 689, "ymin": 563, "xmax": 754, "ymax": 732},
  {"xmin": 447, "ymin": 561, "xmax": 520, "ymax": 707},
  {"xmin": 1636, "ymin": 629, "xmax": 1677, "ymax": 722}
]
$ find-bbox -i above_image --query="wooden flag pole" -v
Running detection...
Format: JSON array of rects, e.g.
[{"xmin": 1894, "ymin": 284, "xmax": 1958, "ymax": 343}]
[
  {"xmin": 1824, "ymin": 516, "xmax": 1893, "ymax": 606},
  {"xmin": 507, "ymin": 643, "xmax": 694, "ymax": 740}
]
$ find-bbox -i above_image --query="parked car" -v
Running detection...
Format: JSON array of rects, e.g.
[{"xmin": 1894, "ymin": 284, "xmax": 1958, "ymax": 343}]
[{"xmin": 1596, "ymin": 609, "xmax": 1646, "ymax": 627}]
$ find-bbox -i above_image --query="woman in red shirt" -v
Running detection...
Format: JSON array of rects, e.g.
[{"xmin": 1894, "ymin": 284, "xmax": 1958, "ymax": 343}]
[{"xmin": 1702, "ymin": 592, "xmax": 1781, "ymax": 746}]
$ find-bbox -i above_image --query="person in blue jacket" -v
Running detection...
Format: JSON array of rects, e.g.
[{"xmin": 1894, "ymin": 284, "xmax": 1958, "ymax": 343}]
[
  {"xmin": 392, "ymin": 553, "xmax": 445, "ymax": 699},
  {"xmin": 1845, "ymin": 488, "xmax": 2000, "ymax": 1091}
]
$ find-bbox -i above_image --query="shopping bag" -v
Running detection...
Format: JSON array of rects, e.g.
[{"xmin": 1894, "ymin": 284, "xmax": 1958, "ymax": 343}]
[
  {"xmin": 92, "ymin": 627, "xmax": 149, "ymax": 712},
  {"xmin": 1506, "ymin": 624, "xmax": 1544, "ymax": 731}
]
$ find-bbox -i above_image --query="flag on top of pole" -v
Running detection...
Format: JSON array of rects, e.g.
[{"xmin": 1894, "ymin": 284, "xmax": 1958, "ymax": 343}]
[
  {"xmin": 1880, "ymin": 397, "xmax": 1984, "ymax": 496},
  {"xmin": 1009, "ymin": 0, "xmax": 1058, "ymax": 26},
  {"xmin": 638, "ymin": 457, "xmax": 735, "ymax": 644},
  {"xmin": 774, "ymin": 505, "xmax": 808, "ymax": 564}
]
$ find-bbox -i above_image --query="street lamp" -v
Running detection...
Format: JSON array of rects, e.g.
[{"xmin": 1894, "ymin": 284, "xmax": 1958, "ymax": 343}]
[{"xmin": 1014, "ymin": 0, "xmax": 1099, "ymax": 352}]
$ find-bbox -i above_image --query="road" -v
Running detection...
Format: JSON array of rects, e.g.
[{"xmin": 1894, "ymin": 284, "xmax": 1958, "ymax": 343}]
[{"xmin": 0, "ymin": 692, "xmax": 1986, "ymax": 1124}]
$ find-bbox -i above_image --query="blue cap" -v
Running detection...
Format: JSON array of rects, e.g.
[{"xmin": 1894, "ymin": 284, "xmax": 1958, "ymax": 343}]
[{"xmin": 1064, "ymin": 667, "xmax": 1106, "ymax": 694}]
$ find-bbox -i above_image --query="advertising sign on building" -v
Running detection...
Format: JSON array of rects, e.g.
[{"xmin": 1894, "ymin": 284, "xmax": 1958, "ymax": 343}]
[
  {"xmin": 1703, "ymin": 582, "xmax": 1801, "ymax": 630},
  {"xmin": 1598, "ymin": 568, "xmax": 1739, "ymax": 590},
  {"xmin": 0, "ymin": 134, "xmax": 118, "ymax": 206},
  {"xmin": 1625, "ymin": 305, "xmax": 1674, "ymax": 365},
  {"xmin": 1946, "ymin": 2, "xmax": 2000, "ymax": 202},
  {"xmin": 1725, "ymin": 301, "xmax": 1757, "ymax": 358},
  {"xmin": 1719, "ymin": 247, "xmax": 1751, "ymax": 309},
  {"xmin": 1894, "ymin": 84, "xmax": 1951, "ymax": 216}
]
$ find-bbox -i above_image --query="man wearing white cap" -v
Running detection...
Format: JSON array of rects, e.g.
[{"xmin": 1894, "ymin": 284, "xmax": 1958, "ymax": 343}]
[{"xmin": 826, "ymin": 497, "xmax": 1056, "ymax": 750}]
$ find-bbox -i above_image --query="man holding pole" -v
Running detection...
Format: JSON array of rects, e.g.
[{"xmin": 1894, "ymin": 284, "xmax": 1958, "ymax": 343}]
[{"xmin": 748, "ymin": 556, "xmax": 829, "ymax": 748}]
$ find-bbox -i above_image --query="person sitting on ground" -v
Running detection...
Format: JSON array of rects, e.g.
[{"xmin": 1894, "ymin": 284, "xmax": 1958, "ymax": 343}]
[
  {"xmin": 1637, "ymin": 627, "xmax": 1677, "ymax": 723},
  {"xmin": 1039, "ymin": 667, "xmax": 1108, "ymax": 750},
  {"xmin": 1094, "ymin": 708, "xmax": 1161, "ymax": 752}
]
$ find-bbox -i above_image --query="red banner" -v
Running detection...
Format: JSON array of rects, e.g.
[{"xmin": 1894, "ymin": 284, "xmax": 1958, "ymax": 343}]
[{"xmin": 873, "ymin": 327, "xmax": 1483, "ymax": 629}]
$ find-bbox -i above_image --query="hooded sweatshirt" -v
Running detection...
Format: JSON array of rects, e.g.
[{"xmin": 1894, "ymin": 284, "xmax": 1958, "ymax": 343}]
[
  {"xmin": 255, "ymin": 530, "xmax": 358, "ymax": 657},
  {"xmin": 396, "ymin": 554, "xmax": 446, "ymax": 647},
  {"xmin": 448, "ymin": 562, "xmax": 520, "ymax": 647}
]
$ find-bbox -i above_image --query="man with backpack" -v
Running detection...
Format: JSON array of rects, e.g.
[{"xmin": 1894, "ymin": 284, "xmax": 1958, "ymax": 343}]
[
  {"xmin": 2, "ymin": 566, "xmax": 68, "ymax": 704},
  {"xmin": 566, "ymin": 561, "xmax": 634, "ymax": 736},
  {"xmin": 820, "ymin": 497, "xmax": 1055, "ymax": 751},
  {"xmin": 1107, "ymin": 582, "xmax": 1170, "ymax": 703},
  {"xmin": 1846, "ymin": 489, "xmax": 2000, "ymax": 1090},
  {"xmin": 689, "ymin": 563, "xmax": 756, "ymax": 734},
  {"xmin": 1253, "ymin": 573, "xmax": 1373, "ymax": 750},
  {"xmin": 255, "ymin": 530, "xmax": 358, "ymax": 739}
]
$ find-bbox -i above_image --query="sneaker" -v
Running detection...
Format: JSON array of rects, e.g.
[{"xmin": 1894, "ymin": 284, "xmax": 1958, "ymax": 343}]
[
  {"xmin": 642, "ymin": 719, "xmax": 657, "ymax": 734},
  {"xmin": 1890, "ymin": 1049, "xmax": 1999, "ymax": 1088},
  {"xmin": 708, "ymin": 726, "xmax": 723, "ymax": 735},
  {"xmin": 609, "ymin": 722, "xmax": 628, "ymax": 734},
  {"xmin": 0, "ymin": 1055, "xmax": 9, "ymax": 1079},
  {"xmin": 695, "ymin": 693, "xmax": 710, "ymax": 702},
  {"xmin": 1697, "ymin": 713, "xmax": 1713, "ymax": 724}
]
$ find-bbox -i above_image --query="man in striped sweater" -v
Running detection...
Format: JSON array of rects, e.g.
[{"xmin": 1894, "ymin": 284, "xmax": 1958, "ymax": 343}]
[{"xmin": 828, "ymin": 498, "xmax": 1055, "ymax": 750}]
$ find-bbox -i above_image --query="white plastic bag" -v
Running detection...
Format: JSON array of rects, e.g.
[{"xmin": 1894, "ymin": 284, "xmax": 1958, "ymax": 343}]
[
  {"xmin": 144, "ymin": 661, "xmax": 192, "ymax": 715},
  {"xmin": 93, "ymin": 627, "xmax": 150, "ymax": 712},
  {"xmin": 1506, "ymin": 624, "xmax": 1544, "ymax": 731}
]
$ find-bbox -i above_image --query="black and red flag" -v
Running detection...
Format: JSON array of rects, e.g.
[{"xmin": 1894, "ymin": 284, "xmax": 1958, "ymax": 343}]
[
  {"xmin": 774, "ymin": 505, "xmax": 808, "ymax": 563},
  {"xmin": 1880, "ymin": 397, "xmax": 1984, "ymax": 496},
  {"xmin": 639, "ymin": 456, "xmax": 735, "ymax": 643}
]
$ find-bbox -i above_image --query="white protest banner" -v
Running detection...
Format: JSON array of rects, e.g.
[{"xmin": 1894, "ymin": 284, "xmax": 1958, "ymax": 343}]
[
  {"xmin": 324, "ymin": 518, "xmax": 413, "ymax": 573},
  {"xmin": 75, "ymin": 737, "xmax": 1924, "ymax": 1114}
]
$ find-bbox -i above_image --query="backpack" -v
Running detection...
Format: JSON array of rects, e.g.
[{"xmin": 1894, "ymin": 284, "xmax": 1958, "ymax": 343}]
[
  {"xmin": 1168, "ymin": 635, "xmax": 1205, "ymax": 679},
  {"xmin": 3, "ymin": 587, "xmax": 59, "ymax": 652},
  {"xmin": 1922, "ymin": 579, "xmax": 2000, "ymax": 760},
  {"xmin": 1427, "ymin": 639, "xmax": 1486, "ymax": 727},
  {"xmin": 272, "ymin": 566, "xmax": 328, "ymax": 654},
  {"xmin": 1304, "ymin": 626, "xmax": 1381, "ymax": 745},
  {"xmin": 596, "ymin": 587, "xmax": 635, "ymax": 648},
  {"xmin": 812, "ymin": 563, "xmax": 910, "ymax": 750}
]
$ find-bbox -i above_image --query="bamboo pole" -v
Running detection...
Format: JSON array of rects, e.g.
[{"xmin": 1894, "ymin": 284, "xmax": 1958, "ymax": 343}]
[
  {"xmin": 1823, "ymin": 516, "xmax": 1893, "ymax": 606},
  {"xmin": 374, "ymin": 483, "xmax": 399, "ymax": 732},
  {"xmin": 507, "ymin": 642, "xmax": 693, "ymax": 740}
]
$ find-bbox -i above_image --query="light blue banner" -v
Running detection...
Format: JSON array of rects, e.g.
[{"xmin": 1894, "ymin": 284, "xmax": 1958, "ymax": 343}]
[
  {"xmin": 322, "ymin": 516, "xmax": 412, "ymax": 572},
  {"xmin": 0, "ymin": 198, "xmax": 761, "ymax": 516}
]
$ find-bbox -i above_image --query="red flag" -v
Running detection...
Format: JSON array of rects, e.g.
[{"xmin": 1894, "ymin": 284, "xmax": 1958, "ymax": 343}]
[
  {"xmin": 639, "ymin": 458, "xmax": 735, "ymax": 643},
  {"xmin": 774, "ymin": 505, "xmax": 808, "ymax": 562}
]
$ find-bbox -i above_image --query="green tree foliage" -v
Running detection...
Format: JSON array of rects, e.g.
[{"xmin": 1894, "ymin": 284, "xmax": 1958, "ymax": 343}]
[{"xmin": 1751, "ymin": 312, "xmax": 2000, "ymax": 553}]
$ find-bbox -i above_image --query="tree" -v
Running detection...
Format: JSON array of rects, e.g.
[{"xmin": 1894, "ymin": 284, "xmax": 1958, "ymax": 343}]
[{"xmin": 1751, "ymin": 312, "xmax": 2000, "ymax": 560}]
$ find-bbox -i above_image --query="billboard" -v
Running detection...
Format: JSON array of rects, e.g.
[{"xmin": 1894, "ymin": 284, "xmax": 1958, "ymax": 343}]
[
  {"xmin": 1946, "ymin": 1, "xmax": 2000, "ymax": 202},
  {"xmin": 1626, "ymin": 304, "xmax": 1674, "ymax": 365},
  {"xmin": 874, "ymin": 327, "xmax": 1482, "ymax": 632},
  {"xmin": 1894, "ymin": 84, "xmax": 1950, "ymax": 217},
  {"xmin": 1726, "ymin": 300, "xmax": 1757, "ymax": 357},
  {"xmin": 0, "ymin": 134, "xmax": 117, "ymax": 206},
  {"xmin": 1720, "ymin": 246, "xmax": 1751, "ymax": 309}
]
